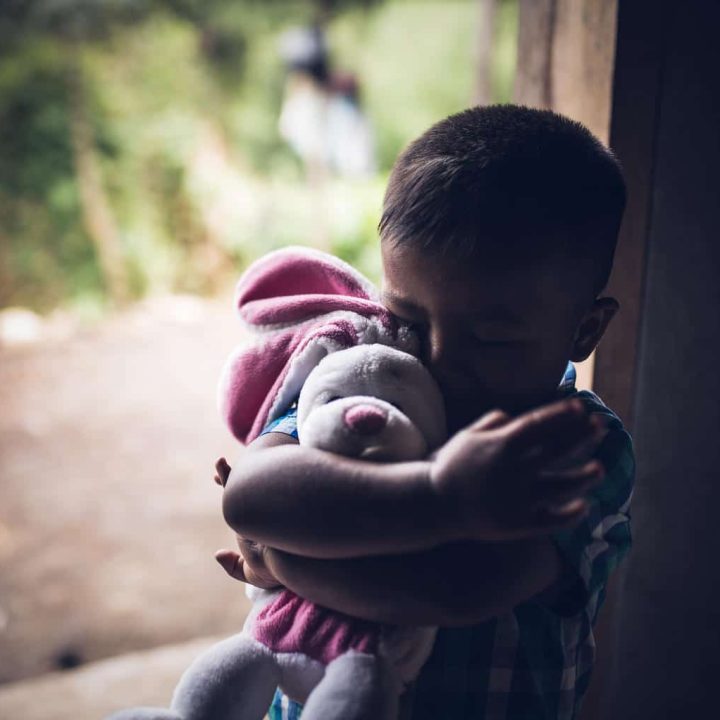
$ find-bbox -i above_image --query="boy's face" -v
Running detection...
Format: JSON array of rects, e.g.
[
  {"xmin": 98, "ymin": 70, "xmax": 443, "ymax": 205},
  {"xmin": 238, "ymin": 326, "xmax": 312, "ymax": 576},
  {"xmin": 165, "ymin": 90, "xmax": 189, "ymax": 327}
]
[{"xmin": 381, "ymin": 241, "xmax": 601, "ymax": 431}]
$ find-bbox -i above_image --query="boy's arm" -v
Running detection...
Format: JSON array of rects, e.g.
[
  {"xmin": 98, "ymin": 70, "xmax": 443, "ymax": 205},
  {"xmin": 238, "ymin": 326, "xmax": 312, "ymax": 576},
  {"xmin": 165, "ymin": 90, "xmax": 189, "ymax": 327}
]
[
  {"xmin": 266, "ymin": 422, "xmax": 632, "ymax": 627},
  {"xmin": 217, "ymin": 413, "xmax": 632, "ymax": 626},
  {"xmin": 268, "ymin": 538, "xmax": 564, "ymax": 626},
  {"xmin": 223, "ymin": 435, "xmax": 443, "ymax": 558},
  {"xmin": 222, "ymin": 399, "xmax": 605, "ymax": 559}
]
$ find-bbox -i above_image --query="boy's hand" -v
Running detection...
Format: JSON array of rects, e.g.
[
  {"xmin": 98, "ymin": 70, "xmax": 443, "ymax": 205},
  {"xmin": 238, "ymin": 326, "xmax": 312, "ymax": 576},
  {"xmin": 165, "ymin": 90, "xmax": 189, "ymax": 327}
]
[
  {"xmin": 214, "ymin": 458, "xmax": 282, "ymax": 589},
  {"xmin": 215, "ymin": 536, "xmax": 283, "ymax": 590},
  {"xmin": 214, "ymin": 457, "xmax": 232, "ymax": 487},
  {"xmin": 430, "ymin": 398, "xmax": 606, "ymax": 541}
]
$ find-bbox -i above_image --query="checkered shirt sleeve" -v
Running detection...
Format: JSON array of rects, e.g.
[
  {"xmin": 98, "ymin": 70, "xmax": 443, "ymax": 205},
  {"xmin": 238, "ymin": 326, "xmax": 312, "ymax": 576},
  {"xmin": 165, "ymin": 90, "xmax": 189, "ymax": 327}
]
[
  {"xmin": 549, "ymin": 389, "xmax": 635, "ymax": 622},
  {"xmin": 260, "ymin": 405, "xmax": 299, "ymax": 439}
]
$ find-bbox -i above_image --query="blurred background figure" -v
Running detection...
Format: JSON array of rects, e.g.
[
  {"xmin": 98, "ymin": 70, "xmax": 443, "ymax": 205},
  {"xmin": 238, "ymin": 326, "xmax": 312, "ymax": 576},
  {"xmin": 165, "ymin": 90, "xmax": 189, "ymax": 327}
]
[
  {"xmin": 277, "ymin": 21, "xmax": 376, "ymax": 249},
  {"xmin": 279, "ymin": 25, "xmax": 376, "ymax": 180},
  {"xmin": 326, "ymin": 71, "xmax": 376, "ymax": 179},
  {"xmin": 278, "ymin": 25, "xmax": 332, "ymax": 180}
]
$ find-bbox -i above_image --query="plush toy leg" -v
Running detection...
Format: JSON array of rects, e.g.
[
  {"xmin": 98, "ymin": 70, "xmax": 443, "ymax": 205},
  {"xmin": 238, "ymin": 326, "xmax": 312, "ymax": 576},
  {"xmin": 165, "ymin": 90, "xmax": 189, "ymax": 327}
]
[
  {"xmin": 299, "ymin": 651, "xmax": 400, "ymax": 720},
  {"xmin": 106, "ymin": 633, "xmax": 280, "ymax": 720},
  {"xmin": 275, "ymin": 651, "xmax": 326, "ymax": 704},
  {"xmin": 170, "ymin": 632, "xmax": 280, "ymax": 720}
]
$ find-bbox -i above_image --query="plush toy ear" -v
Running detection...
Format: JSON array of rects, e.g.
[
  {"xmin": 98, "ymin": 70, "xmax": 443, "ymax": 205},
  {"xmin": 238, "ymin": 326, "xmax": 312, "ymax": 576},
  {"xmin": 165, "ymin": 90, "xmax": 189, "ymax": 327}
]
[
  {"xmin": 235, "ymin": 246, "xmax": 384, "ymax": 329},
  {"xmin": 219, "ymin": 316, "xmax": 359, "ymax": 444},
  {"xmin": 218, "ymin": 247, "xmax": 416, "ymax": 444}
]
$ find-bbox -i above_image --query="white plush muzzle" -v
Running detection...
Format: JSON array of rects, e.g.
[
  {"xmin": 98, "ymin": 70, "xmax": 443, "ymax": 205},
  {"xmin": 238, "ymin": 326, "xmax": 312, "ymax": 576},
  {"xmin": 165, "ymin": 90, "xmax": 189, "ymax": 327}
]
[
  {"xmin": 296, "ymin": 344, "xmax": 446, "ymax": 462},
  {"xmin": 299, "ymin": 395, "xmax": 429, "ymax": 462}
]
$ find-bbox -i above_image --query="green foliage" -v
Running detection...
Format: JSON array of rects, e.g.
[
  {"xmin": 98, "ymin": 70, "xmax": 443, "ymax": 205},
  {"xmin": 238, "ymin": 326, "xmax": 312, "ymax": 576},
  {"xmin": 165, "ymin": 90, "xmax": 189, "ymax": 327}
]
[
  {"xmin": 0, "ymin": 47, "xmax": 72, "ymax": 198},
  {"xmin": 0, "ymin": 38, "xmax": 102, "ymax": 311},
  {"xmin": 0, "ymin": 0, "xmax": 518, "ymax": 315},
  {"xmin": 0, "ymin": 0, "xmax": 153, "ymax": 46},
  {"xmin": 0, "ymin": 184, "xmax": 105, "ymax": 312}
]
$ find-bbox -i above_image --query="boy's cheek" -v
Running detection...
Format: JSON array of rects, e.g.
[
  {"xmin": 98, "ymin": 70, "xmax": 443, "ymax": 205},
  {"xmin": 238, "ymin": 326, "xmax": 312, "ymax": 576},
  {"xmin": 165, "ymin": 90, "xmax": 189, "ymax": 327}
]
[
  {"xmin": 465, "ymin": 353, "xmax": 549, "ymax": 397},
  {"xmin": 441, "ymin": 371, "xmax": 569, "ymax": 426}
]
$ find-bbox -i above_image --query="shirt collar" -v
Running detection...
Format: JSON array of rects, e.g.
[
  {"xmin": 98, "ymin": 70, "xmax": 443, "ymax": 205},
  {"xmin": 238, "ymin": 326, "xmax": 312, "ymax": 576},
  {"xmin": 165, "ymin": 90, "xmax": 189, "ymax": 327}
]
[{"xmin": 558, "ymin": 361, "xmax": 577, "ymax": 393}]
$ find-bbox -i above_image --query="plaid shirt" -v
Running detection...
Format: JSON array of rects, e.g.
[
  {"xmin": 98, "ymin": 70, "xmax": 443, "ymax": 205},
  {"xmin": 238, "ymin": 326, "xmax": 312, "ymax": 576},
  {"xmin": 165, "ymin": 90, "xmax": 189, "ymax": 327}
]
[{"xmin": 264, "ymin": 363, "xmax": 634, "ymax": 720}]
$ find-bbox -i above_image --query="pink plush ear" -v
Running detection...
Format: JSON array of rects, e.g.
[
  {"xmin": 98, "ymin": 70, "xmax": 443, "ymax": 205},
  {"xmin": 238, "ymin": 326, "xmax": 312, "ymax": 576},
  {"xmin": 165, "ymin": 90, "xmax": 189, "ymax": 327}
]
[
  {"xmin": 218, "ymin": 247, "xmax": 415, "ymax": 445},
  {"xmin": 235, "ymin": 245, "xmax": 386, "ymax": 329},
  {"xmin": 219, "ymin": 317, "xmax": 359, "ymax": 444}
]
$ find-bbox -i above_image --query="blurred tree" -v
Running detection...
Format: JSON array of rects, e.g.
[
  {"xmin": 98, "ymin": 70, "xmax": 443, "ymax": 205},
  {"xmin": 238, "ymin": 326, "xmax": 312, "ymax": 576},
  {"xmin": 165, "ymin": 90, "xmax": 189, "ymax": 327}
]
[{"xmin": 0, "ymin": 0, "xmax": 157, "ymax": 308}]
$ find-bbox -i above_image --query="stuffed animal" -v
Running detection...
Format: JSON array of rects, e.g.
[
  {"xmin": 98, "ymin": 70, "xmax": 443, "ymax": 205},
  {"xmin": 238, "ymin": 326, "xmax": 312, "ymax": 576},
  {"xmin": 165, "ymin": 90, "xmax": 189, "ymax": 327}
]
[{"xmin": 107, "ymin": 248, "xmax": 446, "ymax": 720}]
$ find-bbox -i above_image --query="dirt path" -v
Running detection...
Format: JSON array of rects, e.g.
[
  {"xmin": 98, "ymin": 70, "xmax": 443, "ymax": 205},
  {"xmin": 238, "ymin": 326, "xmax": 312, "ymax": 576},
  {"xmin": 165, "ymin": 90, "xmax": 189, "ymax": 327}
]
[{"xmin": 0, "ymin": 295, "xmax": 253, "ymax": 684}]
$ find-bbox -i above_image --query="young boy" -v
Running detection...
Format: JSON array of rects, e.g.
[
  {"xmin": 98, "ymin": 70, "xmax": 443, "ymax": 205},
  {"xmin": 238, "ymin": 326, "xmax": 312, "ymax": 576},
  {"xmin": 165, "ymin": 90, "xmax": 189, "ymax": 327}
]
[{"xmin": 217, "ymin": 105, "xmax": 634, "ymax": 720}]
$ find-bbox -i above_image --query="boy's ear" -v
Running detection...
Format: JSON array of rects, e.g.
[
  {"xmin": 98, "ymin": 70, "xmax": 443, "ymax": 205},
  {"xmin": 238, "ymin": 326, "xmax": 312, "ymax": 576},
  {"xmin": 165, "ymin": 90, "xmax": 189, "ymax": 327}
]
[{"xmin": 570, "ymin": 297, "xmax": 619, "ymax": 362}]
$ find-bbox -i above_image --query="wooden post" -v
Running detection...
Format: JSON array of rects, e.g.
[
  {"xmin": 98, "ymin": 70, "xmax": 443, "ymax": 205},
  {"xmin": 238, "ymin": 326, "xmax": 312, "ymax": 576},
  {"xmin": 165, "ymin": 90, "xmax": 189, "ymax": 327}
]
[
  {"xmin": 474, "ymin": 0, "xmax": 497, "ymax": 106},
  {"xmin": 550, "ymin": 0, "xmax": 618, "ymax": 142},
  {"xmin": 514, "ymin": 0, "xmax": 618, "ymax": 394},
  {"xmin": 513, "ymin": 0, "xmax": 555, "ymax": 108}
]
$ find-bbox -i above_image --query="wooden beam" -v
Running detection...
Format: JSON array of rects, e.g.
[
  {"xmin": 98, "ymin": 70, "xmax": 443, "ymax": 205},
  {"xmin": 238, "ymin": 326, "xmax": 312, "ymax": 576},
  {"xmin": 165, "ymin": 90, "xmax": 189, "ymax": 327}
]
[
  {"xmin": 514, "ymin": 0, "xmax": 554, "ymax": 108},
  {"xmin": 474, "ymin": 0, "xmax": 497, "ymax": 106},
  {"xmin": 515, "ymin": 0, "xmax": 618, "ymax": 394},
  {"xmin": 594, "ymin": 0, "xmax": 668, "ymax": 432}
]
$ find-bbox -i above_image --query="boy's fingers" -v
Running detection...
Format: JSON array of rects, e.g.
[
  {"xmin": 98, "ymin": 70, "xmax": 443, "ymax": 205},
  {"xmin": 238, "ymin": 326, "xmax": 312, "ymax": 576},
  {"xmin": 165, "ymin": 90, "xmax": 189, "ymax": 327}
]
[
  {"xmin": 534, "ymin": 461, "xmax": 604, "ymax": 505},
  {"xmin": 539, "ymin": 459, "xmax": 604, "ymax": 486},
  {"xmin": 470, "ymin": 409, "xmax": 512, "ymax": 432},
  {"xmin": 214, "ymin": 457, "xmax": 232, "ymax": 487},
  {"xmin": 540, "ymin": 417, "xmax": 609, "ymax": 472},
  {"xmin": 518, "ymin": 422, "xmax": 596, "ymax": 468},
  {"xmin": 503, "ymin": 399, "xmax": 590, "ymax": 453},
  {"xmin": 533, "ymin": 498, "xmax": 590, "ymax": 531},
  {"xmin": 215, "ymin": 549, "xmax": 247, "ymax": 582},
  {"xmin": 501, "ymin": 498, "xmax": 589, "ymax": 540}
]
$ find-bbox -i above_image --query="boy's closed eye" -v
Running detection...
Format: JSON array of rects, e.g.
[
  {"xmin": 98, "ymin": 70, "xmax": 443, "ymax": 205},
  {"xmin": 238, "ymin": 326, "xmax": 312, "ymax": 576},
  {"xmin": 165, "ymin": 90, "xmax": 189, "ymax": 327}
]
[
  {"xmin": 470, "ymin": 337, "xmax": 525, "ymax": 348},
  {"xmin": 383, "ymin": 293, "xmax": 426, "ymax": 322},
  {"xmin": 470, "ymin": 321, "xmax": 533, "ymax": 346},
  {"xmin": 390, "ymin": 310, "xmax": 427, "ymax": 333},
  {"xmin": 385, "ymin": 296, "xmax": 527, "ymax": 344}
]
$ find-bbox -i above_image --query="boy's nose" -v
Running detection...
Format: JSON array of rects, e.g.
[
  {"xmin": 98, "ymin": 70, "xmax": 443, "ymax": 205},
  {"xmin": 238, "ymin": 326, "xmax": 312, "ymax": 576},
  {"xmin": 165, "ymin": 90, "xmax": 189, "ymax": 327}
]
[
  {"xmin": 343, "ymin": 404, "xmax": 387, "ymax": 435},
  {"xmin": 427, "ymin": 325, "xmax": 454, "ymax": 368}
]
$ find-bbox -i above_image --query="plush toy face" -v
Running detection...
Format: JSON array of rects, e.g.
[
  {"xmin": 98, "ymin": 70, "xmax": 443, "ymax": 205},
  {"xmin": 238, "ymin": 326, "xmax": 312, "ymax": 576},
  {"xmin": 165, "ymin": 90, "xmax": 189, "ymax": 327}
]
[{"xmin": 297, "ymin": 344, "xmax": 446, "ymax": 462}]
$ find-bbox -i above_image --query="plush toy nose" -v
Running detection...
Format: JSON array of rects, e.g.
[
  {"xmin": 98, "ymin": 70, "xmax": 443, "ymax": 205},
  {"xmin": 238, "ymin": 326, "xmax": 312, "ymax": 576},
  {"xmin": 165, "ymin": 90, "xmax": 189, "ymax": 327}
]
[{"xmin": 343, "ymin": 404, "xmax": 387, "ymax": 435}]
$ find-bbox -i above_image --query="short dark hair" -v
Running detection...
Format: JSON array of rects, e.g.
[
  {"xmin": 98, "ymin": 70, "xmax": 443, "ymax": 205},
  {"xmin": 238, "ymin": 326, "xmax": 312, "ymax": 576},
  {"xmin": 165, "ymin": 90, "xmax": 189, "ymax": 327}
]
[{"xmin": 379, "ymin": 105, "xmax": 626, "ymax": 293}]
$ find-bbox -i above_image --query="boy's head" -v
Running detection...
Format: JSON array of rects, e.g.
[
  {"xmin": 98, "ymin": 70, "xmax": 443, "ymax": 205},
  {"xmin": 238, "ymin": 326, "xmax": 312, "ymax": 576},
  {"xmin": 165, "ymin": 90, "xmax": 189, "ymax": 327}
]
[{"xmin": 379, "ymin": 105, "xmax": 626, "ymax": 429}]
